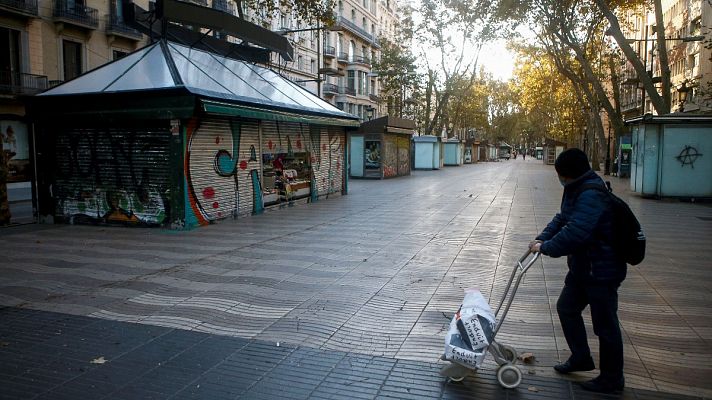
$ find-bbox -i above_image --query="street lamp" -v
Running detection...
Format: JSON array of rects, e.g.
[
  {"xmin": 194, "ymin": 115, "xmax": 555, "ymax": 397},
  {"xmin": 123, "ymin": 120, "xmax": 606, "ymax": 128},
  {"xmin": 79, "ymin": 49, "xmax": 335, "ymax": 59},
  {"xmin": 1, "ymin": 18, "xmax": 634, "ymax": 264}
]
[
  {"xmin": 366, "ymin": 106, "xmax": 374, "ymax": 120},
  {"xmin": 677, "ymin": 80, "xmax": 691, "ymax": 112}
]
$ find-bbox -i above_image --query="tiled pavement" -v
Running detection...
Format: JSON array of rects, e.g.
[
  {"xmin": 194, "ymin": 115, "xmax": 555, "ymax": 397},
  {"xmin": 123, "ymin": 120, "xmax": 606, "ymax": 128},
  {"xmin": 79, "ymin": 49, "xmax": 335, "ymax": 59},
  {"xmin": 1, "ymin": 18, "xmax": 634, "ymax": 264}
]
[{"xmin": 1, "ymin": 158, "xmax": 711, "ymax": 399}]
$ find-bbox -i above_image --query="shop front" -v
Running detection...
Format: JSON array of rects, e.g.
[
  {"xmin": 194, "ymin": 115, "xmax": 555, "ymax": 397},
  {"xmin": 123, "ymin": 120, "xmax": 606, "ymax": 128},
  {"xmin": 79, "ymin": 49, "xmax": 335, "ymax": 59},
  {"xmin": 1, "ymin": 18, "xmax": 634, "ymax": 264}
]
[
  {"xmin": 412, "ymin": 135, "xmax": 443, "ymax": 170},
  {"xmin": 29, "ymin": 40, "xmax": 358, "ymax": 229},
  {"xmin": 349, "ymin": 116, "xmax": 414, "ymax": 179},
  {"xmin": 627, "ymin": 115, "xmax": 712, "ymax": 199},
  {"xmin": 543, "ymin": 139, "xmax": 567, "ymax": 165},
  {"xmin": 443, "ymin": 139, "xmax": 464, "ymax": 166}
]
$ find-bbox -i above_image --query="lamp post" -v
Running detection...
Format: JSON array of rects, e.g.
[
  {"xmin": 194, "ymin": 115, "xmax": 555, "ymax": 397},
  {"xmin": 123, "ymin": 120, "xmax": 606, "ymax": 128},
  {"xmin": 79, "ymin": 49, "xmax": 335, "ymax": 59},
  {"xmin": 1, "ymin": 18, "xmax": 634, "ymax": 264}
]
[
  {"xmin": 677, "ymin": 80, "xmax": 691, "ymax": 112},
  {"xmin": 605, "ymin": 123, "xmax": 612, "ymax": 175}
]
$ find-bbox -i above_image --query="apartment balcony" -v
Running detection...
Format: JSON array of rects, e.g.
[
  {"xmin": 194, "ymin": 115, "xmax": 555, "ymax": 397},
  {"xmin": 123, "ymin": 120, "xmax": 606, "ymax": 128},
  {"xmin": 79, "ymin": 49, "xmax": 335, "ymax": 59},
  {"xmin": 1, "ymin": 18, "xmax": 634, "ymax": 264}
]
[
  {"xmin": 323, "ymin": 83, "xmax": 338, "ymax": 95},
  {"xmin": 53, "ymin": 0, "xmax": 99, "ymax": 30},
  {"xmin": 334, "ymin": 16, "xmax": 373, "ymax": 42},
  {"xmin": 323, "ymin": 45, "xmax": 336, "ymax": 59},
  {"xmin": 351, "ymin": 55, "xmax": 371, "ymax": 66},
  {"xmin": 0, "ymin": 71, "xmax": 48, "ymax": 95},
  {"xmin": 318, "ymin": 67, "xmax": 342, "ymax": 76},
  {"xmin": 180, "ymin": 0, "xmax": 208, "ymax": 6},
  {"xmin": 0, "ymin": 0, "xmax": 38, "ymax": 17},
  {"xmin": 369, "ymin": 93, "xmax": 380, "ymax": 102},
  {"xmin": 106, "ymin": 2, "xmax": 142, "ymax": 40},
  {"xmin": 339, "ymin": 86, "xmax": 356, "ymax": 96},
  {"xmin": 337, "ymin": 52, "xmax": 349, "ymax": 64}
]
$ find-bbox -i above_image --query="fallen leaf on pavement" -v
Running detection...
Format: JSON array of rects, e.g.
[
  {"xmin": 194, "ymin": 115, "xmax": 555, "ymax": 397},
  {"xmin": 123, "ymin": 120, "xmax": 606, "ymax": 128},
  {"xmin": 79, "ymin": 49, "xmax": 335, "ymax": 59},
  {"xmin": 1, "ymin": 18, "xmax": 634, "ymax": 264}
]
[
  {"xmin": 90, "ymin": 356, "xmax": 107, "ymax": 364},
  {"xmin": 528, "ymin": 386, "xmax": 539, "ymax": 392},
  {"xmin": 518, "ymin": 352, "xmax": 535, "ymax": 364}
]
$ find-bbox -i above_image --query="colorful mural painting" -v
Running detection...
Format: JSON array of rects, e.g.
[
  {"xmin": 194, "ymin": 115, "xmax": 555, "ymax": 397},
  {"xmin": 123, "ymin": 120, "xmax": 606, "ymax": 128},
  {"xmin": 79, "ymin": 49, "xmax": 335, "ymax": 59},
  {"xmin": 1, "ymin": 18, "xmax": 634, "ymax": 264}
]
[
  {"xmin": 185, "ymin": 118, "xmax": 241, "ymax": 225},
  {"xmin": 184, "ymin": 118, "xmax": 345, "ymax": 227},
  {"xmin": 53, "ymin": 127, "xmax": 171, "ymax": 225},
  {"xmin": 383, "ymin": 135, "xmax": 398, "ymax": 178}
]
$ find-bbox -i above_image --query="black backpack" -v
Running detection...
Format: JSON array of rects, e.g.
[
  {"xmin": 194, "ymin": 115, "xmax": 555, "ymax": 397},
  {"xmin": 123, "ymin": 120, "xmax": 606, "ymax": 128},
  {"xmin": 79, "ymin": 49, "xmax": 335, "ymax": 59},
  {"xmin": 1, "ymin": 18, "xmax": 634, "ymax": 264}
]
[{"xmin": 574, "ymin": 183, "xmax": 646, "ymax": 265}]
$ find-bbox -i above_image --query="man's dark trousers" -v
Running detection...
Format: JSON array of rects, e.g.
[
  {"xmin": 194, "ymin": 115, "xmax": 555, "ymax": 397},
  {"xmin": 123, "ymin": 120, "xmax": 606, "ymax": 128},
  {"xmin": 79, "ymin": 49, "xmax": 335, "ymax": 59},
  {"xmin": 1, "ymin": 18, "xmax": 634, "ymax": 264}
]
[{"xmin": 557, "ymin": 273, "xmax": 624, "ymax": 380}]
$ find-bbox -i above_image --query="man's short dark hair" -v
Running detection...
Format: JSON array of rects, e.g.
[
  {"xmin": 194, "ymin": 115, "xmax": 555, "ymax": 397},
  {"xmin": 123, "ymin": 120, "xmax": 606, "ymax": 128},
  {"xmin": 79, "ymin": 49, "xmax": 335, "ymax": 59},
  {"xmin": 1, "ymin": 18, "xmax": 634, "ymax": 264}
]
[{"xmin": 555, "ymin": 148, "xmax": 591, "ymax": 179}]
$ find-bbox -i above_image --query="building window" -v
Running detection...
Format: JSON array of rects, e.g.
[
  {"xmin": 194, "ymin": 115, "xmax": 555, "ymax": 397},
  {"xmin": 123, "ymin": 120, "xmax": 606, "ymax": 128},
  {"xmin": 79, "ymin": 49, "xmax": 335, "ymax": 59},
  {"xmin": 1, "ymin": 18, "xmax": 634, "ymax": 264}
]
[
  {"xmin": 310, "ymin": 59, "xmax": 315, "ymax": 74},
  {"xmin": 362, "ymin": 17, "xmax": 366, "ymax": 29},
  {"xmin": 113, "ymin": 49, "xmax": 129, "ymax": 60},
  {"xmin": 297, "ymin": 55, "xmax": 303, "ymax": 71},
  {"xmin": 336, "ymin": 102, "xmax": 344, "ymax": 110},
  {"xmin": 62, "ymin": 39, "xmax": 83, "ymax": 81},
  {"xmin": 0, "ymin": 27, "xmax": 21, "ymax": 77},
  {"xmin": 348, "ymin": 41, "xmax": 355, "ymax": 61},
  {"xmin": 351, "ymin": 9, "xmax": 356, "ymax": 23},
  {"xmin": 357, "ymin": 71, "xmax": 367, "ymax": 95},
  {"xmin": 347, "ymin": 70, "xmax": 355, "ymax": 91}
]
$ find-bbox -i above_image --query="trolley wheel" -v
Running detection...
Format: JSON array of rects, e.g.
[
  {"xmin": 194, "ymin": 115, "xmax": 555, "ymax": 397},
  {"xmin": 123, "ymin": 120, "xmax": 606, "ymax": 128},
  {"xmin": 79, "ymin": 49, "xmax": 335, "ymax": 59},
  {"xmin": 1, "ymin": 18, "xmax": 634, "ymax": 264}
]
[
  {"xmin": 496, "ymin": 364, "xmax": 522, "ymax": 389},
  {"xmin": 501, "ymin": 344, "xmax": 518, "ymax": 364}
]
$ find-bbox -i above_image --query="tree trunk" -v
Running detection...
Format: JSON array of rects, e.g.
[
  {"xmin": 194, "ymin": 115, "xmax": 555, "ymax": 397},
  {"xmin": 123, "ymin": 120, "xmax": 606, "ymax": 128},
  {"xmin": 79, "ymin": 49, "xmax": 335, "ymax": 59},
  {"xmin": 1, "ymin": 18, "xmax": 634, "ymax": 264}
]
[
  {"xmin": 592, "ymin": 0, "xmax": 669, "ymax": 114},
  {"xmin": 654, "ymin": 0, "xmax": 671, "ymax": 113}
]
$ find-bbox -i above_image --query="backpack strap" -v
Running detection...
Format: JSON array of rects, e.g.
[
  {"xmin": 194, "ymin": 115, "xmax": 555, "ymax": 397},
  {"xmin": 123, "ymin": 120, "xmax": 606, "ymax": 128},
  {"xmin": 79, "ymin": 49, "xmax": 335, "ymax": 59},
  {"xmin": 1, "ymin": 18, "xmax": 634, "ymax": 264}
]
[{"xmin": 572, "ymin": 182, "xmax": 611, "ymax": 200}]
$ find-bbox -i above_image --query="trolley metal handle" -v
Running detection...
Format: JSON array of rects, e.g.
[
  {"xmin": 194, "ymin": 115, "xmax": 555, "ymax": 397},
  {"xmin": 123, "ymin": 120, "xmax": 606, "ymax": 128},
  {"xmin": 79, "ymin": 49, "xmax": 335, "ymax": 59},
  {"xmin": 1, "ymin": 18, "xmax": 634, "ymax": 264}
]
[{"xmin": 493, "ymin": 250, "xmax": 540, "ymax": 335}]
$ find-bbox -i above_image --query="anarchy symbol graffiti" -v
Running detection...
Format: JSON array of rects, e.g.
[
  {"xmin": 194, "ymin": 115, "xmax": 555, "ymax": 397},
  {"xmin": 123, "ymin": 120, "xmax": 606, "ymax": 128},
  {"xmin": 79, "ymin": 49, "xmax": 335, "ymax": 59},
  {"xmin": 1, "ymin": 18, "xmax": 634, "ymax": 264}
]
[{"xmin": 676, "ymin": 145, "xmax": 703, "ymax": 168}]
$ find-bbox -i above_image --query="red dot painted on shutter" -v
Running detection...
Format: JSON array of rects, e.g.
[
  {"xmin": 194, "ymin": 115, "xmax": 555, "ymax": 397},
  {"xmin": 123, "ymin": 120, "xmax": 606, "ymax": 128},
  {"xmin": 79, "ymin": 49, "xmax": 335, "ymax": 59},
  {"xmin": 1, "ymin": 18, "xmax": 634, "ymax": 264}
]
[
  {"xmin": 239, "ymin": 160, "xmax": 248, "ymax": 170},
  {"xmin": 268, "ymin": 140, "xmax": 273, "ymax": 149},
  {"xmin": 212, "ymin": 202, "xmax": 219, "ymax": 209},
  {"xmin": 322, "ymin": 143, "xmax": 326, "ymax": 151},
  {"xmin": 215, "ymin": 136, "xmax": 221, "ymax": 145},
  {"xmin": 296, "ymin": 139, "xmax": 302, "ymax": 148},
  {"xmin": 203, "ymin": 187, "xmax": 215, "ymax": 199}
]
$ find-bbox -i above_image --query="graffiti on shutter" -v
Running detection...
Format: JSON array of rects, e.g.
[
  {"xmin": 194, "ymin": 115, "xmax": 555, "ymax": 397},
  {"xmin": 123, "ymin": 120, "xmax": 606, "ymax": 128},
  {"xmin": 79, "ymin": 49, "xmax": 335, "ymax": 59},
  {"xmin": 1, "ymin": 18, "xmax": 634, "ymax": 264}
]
[
  {"xmin": 53, "ymin": 126, "xmax": 171, "ymax": 226},
  {"xmin": 397, "ymin": 136, "xmax": 410, "ymax": 176},
  {"xmin": 185, "ymin": 118, "xmax": 239, "ymax": 225},
  {"xmin": 383, "ymin": 135, "xmax": 397, "ymax": 178},
  {"xmin": 237, "ymin": 119, "xmax": 261, "ymax": 216}
]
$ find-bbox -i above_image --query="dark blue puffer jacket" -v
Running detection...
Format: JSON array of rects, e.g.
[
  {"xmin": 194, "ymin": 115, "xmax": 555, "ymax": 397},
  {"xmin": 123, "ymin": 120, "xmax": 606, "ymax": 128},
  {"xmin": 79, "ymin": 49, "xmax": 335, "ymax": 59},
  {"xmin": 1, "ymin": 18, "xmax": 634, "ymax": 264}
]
[{"xmin": 536, "ymin": 170, "xmax": 627, "ymax": 283}]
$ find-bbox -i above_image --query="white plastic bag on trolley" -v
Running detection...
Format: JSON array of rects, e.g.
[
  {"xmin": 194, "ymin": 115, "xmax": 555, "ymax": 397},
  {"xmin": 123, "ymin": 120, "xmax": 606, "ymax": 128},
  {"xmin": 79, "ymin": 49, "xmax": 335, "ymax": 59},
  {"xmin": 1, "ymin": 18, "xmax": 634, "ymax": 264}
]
[{"xmin": 443, "ymin": 288, "xmax": 497, "ymax": 369}]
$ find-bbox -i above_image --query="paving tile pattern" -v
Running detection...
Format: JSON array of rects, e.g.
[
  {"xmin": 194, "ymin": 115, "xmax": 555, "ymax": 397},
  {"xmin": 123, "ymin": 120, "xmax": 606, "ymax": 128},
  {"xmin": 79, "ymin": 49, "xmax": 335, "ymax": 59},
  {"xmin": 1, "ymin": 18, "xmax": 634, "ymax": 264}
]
[
  {"xmin": 1, "ymin": 159, "xmax": 711, "ymax": 399},
  {"xmin": 0, "ymin": 307, "xmax": 703, "ymax": 400}
]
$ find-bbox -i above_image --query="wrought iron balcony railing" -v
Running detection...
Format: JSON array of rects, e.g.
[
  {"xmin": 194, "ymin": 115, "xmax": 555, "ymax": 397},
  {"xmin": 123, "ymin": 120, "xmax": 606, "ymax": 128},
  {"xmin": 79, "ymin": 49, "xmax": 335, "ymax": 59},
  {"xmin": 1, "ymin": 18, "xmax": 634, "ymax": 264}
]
[
  {"xmin": 336, "ymin": 16, "xmax": 372, "ymax": 42},
  {"xmin": 323, "ymin": 83, "xmax": 338, "ymax": 94},
  {"xmin": 351, "ymin": 55, "xmax": 371, "ymax": 65},
  {"xmin": 0, "ymin": 71, "xmax": 48, "ymax": 95},
  {"xmin": 107, "ymin": 1, "xmax": 142, "ymax": 39},
  {"xmin": 339, "ymin": 86, "xmax": 356, "ymax": 96},
  {"xmin": 53, "ymin": 0, "xmax": 99, "ymax": 29},
  {"xmin": 0, "ymin": 0, "xmax": 38, "ymax": 16},
  {"xmin": 337, "ymin": 52, "xmax": 349, "ymax": 62},
  {"xmin": 323, "ymin": 45, "xmax": 336, "ymax": 57}
]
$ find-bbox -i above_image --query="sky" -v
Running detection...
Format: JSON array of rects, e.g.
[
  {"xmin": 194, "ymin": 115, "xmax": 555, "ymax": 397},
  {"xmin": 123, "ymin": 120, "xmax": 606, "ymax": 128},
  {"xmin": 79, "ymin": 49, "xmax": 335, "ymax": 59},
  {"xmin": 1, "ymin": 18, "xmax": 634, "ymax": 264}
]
[
  {"xmin": 478, "ymin": 39, "xmax": 516, "ymax": 81},
  {"xmin": 418, "ymin": 37, "xmax": 517, "ymax": 82}
]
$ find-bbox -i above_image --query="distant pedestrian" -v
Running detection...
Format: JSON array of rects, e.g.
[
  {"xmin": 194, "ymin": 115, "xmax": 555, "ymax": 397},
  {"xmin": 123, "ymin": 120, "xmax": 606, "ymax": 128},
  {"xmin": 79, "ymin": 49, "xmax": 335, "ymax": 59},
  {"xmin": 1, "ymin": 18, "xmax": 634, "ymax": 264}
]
[
  {"xmin": 529, "ymin": 148, "xmax": 626, "ymax": 394},
  {"xmin": 522, "ymin": 152, "xmax": 526, "ymax": 160}
]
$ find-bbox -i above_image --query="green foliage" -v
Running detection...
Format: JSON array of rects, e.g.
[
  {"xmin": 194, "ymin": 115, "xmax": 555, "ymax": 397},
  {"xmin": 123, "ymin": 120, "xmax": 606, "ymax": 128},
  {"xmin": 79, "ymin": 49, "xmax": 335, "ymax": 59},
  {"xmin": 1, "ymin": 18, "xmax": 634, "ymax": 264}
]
[{"xmin": 236, "ymin": 0, "xmax": 336, "ymax": 25}]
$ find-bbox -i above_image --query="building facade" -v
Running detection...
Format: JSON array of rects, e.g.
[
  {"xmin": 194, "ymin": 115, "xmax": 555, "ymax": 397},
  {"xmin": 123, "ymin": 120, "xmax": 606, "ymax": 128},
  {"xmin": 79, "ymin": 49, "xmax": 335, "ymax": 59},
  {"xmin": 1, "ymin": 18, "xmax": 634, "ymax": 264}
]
[
  {"xmin": 618, "ymin": 0, "xmax": 711, "ymax": 119},
  {"xmin": 1, "ymin": 0, "xmax": 149, "ymax": 224},
  {"xmin": 245, "ymin": 0, "xmax": 400, "ymax": 122}
]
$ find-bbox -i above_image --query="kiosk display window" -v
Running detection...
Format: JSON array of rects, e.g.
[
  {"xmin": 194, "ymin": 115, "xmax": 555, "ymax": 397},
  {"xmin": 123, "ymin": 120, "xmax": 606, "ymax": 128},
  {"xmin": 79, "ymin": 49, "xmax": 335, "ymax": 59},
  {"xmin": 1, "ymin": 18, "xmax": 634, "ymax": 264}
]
[{"xmin": 262, "ymin": 152, "xmax": 311, "ymax": 205}]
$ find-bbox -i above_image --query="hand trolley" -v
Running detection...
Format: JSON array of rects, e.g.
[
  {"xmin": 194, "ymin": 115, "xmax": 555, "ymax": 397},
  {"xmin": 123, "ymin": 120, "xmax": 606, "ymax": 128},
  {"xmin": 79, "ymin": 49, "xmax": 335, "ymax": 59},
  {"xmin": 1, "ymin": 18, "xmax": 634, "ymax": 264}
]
[{"xmin": 440, "ymin": 250, "xmax": 540, "ymax": 389}]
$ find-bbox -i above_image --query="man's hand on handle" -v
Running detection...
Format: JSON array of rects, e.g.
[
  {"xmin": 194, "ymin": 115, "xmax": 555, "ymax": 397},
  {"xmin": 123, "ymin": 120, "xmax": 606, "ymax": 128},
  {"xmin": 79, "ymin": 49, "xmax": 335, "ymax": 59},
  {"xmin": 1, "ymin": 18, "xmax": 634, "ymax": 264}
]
[{"xmin": 529, "ymin": 240, "xmax": 543, "ymax": 253}]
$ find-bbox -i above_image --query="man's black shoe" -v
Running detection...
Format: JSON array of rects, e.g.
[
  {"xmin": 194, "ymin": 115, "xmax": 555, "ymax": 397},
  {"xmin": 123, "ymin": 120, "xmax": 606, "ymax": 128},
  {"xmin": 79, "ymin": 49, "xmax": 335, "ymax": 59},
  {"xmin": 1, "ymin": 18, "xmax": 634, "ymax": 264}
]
[
  {"xmin": 553, "ymin": 357, "xmax": 595, "ymax": 374},
  {"xmin": 579, "ymin": 376, "xmax": 625, "ymax": 393}
]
